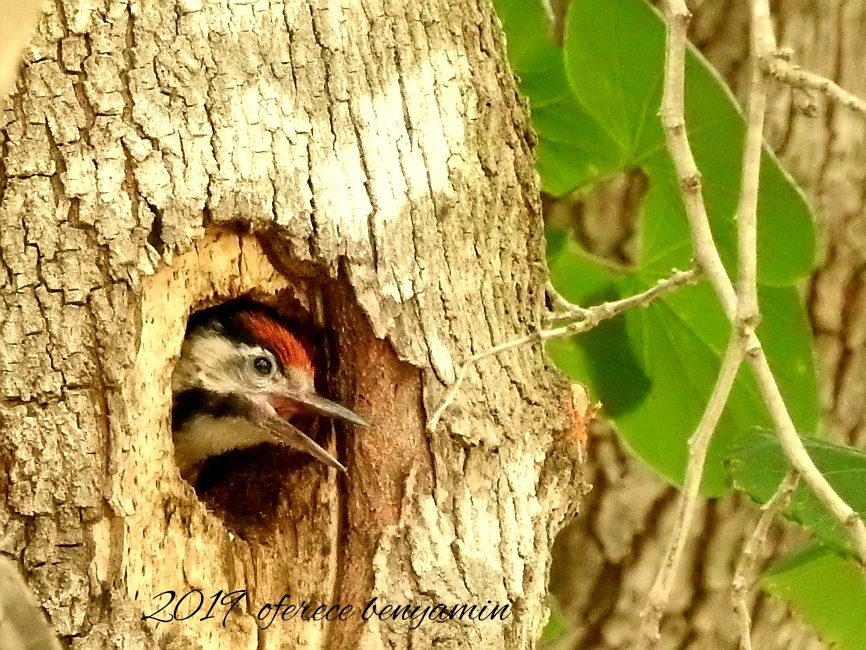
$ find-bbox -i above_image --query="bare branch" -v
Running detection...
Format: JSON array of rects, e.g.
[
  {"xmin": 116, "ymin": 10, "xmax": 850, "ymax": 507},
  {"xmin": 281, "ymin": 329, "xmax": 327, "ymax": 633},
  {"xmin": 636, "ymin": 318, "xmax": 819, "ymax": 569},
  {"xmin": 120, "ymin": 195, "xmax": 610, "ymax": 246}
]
[
  {"xmin": 657, "ymin": 0, "xmax": 866, "ymax": 573},
  {"xmin": 762, "ymin": 56, "xmax": 866, "ymax": 117},
  {"xmin": 748, "ymin": 352, "xmax": 866, "ymax": 546},
  {"xmin": 728, "ymin": 10, "xmax": 788, "ymax": 647},
  {"xmin": 545, "ymin": 280, "xmax": 586, "ymax": 316},
  {"xmin": 747, "ymin": 0, "xmax": 866, "ymax": 118},
  {"xmin": 732, "ymin": 472, "xmax": 800, "ymax": 650},
  {"xmin": 427, "ymin": 268, "xmax": 699, "ymax": 432},
  {"xmin": 545, "ymin": 268, "xmax": 699, "ymax": 325},
  {"xmin": 638, "ymin": 332, "xmax": 748, "ymax": 648},
  {"xmin": 640, "ymin": 0, "xmax": 866, "ymax": 643},
  {"xmin": 746, "ymin": 0, "xmax": 866, "ymax": 567},
  {"xmin": 658, "ymin": 1, "xmax": 736, "ymax": 309},
  {"xmin": 735, "ymin": 0, "xmax": 773, "ymax": 330}
]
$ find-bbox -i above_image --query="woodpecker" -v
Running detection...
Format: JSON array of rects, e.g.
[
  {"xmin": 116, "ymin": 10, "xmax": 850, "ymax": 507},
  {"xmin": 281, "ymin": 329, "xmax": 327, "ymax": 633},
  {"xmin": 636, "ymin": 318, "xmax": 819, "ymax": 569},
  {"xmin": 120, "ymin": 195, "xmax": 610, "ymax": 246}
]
[{"xmin": 171, "ymin": 300, "xmax": 365, "ymax": 481}]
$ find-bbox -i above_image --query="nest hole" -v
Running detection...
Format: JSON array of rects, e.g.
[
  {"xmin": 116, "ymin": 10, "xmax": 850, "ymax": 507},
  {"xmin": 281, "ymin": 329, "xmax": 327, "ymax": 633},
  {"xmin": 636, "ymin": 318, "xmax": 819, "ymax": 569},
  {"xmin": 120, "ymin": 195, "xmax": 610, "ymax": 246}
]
[{"xmin": 174, "ymin": 278, "xmax": 360, "ymax": 539}]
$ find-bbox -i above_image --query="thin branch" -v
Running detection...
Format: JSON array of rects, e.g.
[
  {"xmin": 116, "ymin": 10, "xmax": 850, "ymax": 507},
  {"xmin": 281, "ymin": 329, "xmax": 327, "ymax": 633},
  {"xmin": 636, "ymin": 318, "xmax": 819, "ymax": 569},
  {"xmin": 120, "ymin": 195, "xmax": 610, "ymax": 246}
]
[
  {"xmin": 545, "ymin": 268, "xmax": 699, "ymax": 324},
  {"xmin": 762, "ymin": 56, "xmax": 866, "ymax": 117},
  {"xmin": 735, "ymin": 0, "xmax": 773, "ymax": 330},
  {"xmin": 749, "ymin": 352, "xmax": 866, "ymax": 548},
  {"xmin": 728, "ymin": 9, "xmax": 782, "ymax": 648},
  {"xmin": 747, "ymin": 0, "xmax": 866, "ymax": 567},
  {"xmin": 658, "ymin": 0, "xmax": 866, "ymax": 568},
  {"xmin": 732, "ymin": 471, "xmax": 800, "ymax": 650},
  {"xmin": 640, "ymin": 0, "xmax": 866, "ymax": 643},
  {"xmin": 638, "ymin": 332, "xmax": 748, "ymax": 648},
  {"xmin": 427, "ymin": 268, "xmax": 699, "ymax": 432},
  {"xmin": 545, "ymin": 280, "xmax": 586, "ymax": 316},
  {"xmin": 744, "ymin": 0, "xmax": 866, "ymax": 117},
  {"xmin": 658, "ymin": 1, "xmax": 737, "ymax": 310},
  {"xmin": 637, "ymin": 7, "xmax": 742, "ymax": 643}
]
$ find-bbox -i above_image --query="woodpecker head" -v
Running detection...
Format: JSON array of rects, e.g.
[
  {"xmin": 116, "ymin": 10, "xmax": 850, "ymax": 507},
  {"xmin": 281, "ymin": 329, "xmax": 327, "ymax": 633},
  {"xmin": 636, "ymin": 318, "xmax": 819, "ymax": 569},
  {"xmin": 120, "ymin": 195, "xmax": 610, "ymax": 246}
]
[{"xmin": 171, "ymin": 300, "xmax": 366, "ymax": 481}]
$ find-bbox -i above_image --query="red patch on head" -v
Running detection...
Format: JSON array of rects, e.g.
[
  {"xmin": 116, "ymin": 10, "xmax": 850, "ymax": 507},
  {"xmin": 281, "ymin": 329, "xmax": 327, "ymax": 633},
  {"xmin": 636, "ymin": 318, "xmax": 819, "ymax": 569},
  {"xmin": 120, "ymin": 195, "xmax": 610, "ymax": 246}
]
[{"xmin": 238, "ymin": 311, "xmax": 314, "ymax": 376}]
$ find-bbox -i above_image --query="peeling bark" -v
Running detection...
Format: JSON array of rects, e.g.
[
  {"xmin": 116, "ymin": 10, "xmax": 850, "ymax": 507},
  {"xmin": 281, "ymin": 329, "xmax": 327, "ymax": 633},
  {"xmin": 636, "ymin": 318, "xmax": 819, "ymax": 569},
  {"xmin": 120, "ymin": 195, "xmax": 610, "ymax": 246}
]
[{"xmin": 0, "ymin": 1, "xmax": 586, "ymax": 648}]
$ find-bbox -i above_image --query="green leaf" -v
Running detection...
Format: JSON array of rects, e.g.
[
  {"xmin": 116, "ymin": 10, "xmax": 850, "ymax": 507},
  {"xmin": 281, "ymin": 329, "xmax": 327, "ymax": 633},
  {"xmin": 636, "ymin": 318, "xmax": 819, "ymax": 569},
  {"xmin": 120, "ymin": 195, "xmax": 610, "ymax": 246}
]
[
  {"xmin": 763, "ymin": 544, "xmax": 866, "ymax": 650},
  {"xmin": 533, "ymin": 98, "xmax": 622, "ymax": 195},
  {"xmin": 493, "ymin": 0, "xmax": 621, "ymax": 195},
  {"xmin": 546, "ymin": 239, "xmax": 653, "ymax": 415},
  {"xmin": 494, "ymin": 0, "xmax": 820, "ymax": 497},
  {"xmin": 548, "ymin": 236, "xmax": 818, "ymax": 496},
  {"xmin": 728, "ymin": 432, "xmax": 866, "ymax": 556},
  {"xmin": 563, "ymin": 0, "xmax": 665, "ymax": 152},
  {"xmin": 563, "ymin": 0, "xmax": 815, "ymax": 285},
  {"xmin": 495, "ymin": 0, "xmax": 558, "ymax": 77},
  {"xmin": 539, "ymin": 598, "xmax": 569, "ymax": 644},
  {"xmin": 546, "ymin": 232, "xmax": 619, "ymax": 303}
]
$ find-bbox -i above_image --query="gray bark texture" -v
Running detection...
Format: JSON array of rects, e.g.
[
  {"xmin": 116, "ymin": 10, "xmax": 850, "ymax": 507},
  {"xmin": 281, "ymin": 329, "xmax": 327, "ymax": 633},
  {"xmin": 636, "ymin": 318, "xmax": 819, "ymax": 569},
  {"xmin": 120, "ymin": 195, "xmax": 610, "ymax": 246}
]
[
  {"xmin": 0, "ymin": 0, "xmax": 588, "ymax": 648},
  {"xmin": 547, "ymin": 0, "xmax": 866, "ymax": 648}
]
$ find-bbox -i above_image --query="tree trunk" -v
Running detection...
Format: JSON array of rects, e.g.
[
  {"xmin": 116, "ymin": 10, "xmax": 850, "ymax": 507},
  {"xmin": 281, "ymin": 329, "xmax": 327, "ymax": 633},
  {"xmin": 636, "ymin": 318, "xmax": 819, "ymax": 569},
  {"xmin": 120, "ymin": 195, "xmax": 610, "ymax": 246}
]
[
  {"xmin": 0, "ymin": 1, "xmax": 587, "ymax": 648},
  {"xmin": 548, "ymin": 1, "xmax": 865, "ymax": 648}
]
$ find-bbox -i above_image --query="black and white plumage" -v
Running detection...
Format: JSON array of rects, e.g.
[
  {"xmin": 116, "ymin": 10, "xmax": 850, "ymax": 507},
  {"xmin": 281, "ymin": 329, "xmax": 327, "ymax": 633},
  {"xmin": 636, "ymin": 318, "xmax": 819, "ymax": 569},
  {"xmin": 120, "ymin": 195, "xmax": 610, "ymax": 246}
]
[{"xmin": 171, "ymin": 301, "xmax": 366, "ymax": 481}]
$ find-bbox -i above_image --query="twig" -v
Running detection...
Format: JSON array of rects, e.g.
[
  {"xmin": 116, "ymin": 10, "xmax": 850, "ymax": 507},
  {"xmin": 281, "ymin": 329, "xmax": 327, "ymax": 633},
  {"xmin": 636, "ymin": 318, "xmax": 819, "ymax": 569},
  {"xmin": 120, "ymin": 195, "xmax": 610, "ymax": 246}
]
[
  {"xmin": 761, "ymin": 56, "xmax": 866, "ymax": 118},
  {"xmin": 742, "ymin": 0, "xmax": 866, "ymax": 118},
  {"xmin": 727, "ymin": 9, "xmax": 781, "ymax": 647},
  {"xmin": 427, "ymin": 268, "xmax": 699, "ymax": 432},
  {"xmin": 545, "ymin": 280, "xmax": 585, "ymax": 315},
  {"xmin": 637, "ymin": 5, "xmax": 740, "ymax": 643},
  {"xmin": 545, "ymin": 268, "xmax": 699, "ymax": 324},
  {"xmin": 659, "ymin": 0, "xmax": 866, "ymax": 565},
  {"xmin": 736, "ymin": 0, "xmax": 773, "ymax": 331},
  {"xmin": 658, "ymin": 1, "xmax": 735, "ymax": 307},
  {"xmin": 749, "ymin": 0, "xmax": 866, "ymax": 556},
  {"xmin": 640, "ymin": 0, "xmax": 866, "ymax": 643},
  {"xmin": 750, "ymin": 2, "xmax": 866, "ymax": 565},
  {"xmin": 749, "ymin": 352, "xmax": 866, "ymax": 546},
  {"xmin": 732, "ymin": 471, "xmax": 800, "ymax": 650},
  {"xmin": 638, "ymin": 332, "xmax": 748, "ymax": 648}
]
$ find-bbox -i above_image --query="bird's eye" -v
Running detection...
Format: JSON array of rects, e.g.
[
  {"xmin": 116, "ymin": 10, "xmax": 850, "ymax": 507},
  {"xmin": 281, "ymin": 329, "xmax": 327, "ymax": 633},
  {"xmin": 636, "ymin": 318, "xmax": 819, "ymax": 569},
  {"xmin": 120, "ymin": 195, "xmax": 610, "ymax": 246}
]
[{"xmin": 253, "ymin": 356, "xmax": 274, "ymax": 376}]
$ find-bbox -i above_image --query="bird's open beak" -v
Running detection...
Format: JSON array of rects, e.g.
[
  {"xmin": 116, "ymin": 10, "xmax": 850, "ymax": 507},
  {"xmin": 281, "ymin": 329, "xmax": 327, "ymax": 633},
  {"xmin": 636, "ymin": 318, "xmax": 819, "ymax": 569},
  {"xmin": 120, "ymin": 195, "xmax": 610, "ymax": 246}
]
[
  {"xmin": 249, "ymin": 389, "xmax": 367, "ymax": 474},
  {"xmin": 269, "ymin": 389, "xmax": 369, "ymax": 427}
]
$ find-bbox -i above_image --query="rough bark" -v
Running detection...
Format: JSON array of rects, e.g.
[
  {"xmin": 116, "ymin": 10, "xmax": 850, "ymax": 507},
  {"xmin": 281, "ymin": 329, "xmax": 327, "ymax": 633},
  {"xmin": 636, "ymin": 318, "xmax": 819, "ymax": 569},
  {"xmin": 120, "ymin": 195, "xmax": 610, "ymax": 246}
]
[
  {"xmin": 0, "ymin": 1, "xmax": 587, "ymax": 649},
  {"xmin": 547, "ymin": 0, "xmax": 866, "ymax": 648}
]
